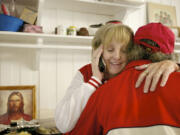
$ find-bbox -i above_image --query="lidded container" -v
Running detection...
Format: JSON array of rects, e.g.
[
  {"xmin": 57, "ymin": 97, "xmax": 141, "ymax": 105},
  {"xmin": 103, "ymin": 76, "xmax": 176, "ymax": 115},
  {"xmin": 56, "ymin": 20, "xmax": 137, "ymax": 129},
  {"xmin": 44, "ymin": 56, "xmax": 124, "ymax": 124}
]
[
  {"xmin": 8, "ymin": 0, "xmax": 18, "ymax": 17},
  {"xmin": 56, "ymin": 25, "xmax": 67, "ymax": 35},
  {"xmin": 67, "ymin": 26, "xmax": 77, "ymax": 36}
]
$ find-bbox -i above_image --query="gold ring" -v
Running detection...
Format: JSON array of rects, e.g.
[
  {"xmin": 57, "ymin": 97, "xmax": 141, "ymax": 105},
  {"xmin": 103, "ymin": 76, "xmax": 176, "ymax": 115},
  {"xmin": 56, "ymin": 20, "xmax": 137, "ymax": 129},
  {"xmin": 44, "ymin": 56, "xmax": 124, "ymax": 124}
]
[{"xmin": 144, "ymin": 64, "xmax": 149, "ymax": 68}]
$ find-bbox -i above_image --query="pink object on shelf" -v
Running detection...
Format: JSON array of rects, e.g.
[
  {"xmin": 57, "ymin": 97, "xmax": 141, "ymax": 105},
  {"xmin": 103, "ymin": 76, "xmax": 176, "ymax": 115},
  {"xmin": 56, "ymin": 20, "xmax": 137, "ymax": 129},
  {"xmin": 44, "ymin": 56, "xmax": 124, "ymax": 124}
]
[{"xmin": 23, "ymin": 24, "xmax": 43, "ymax": 33}]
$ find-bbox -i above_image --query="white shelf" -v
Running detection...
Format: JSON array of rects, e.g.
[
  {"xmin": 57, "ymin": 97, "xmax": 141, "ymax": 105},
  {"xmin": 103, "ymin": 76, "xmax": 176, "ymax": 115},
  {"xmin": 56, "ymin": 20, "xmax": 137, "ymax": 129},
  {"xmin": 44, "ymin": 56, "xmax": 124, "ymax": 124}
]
[
  {"xmin": 1, "ymin": 31, "xmax": 179, "ymax": 69},
  {"xmin": 42, "ymin": 0, "xmax": 145, "ymax": 16},
  {"xmin": 0, "ymin": 31, "xmax": 93, "ymax": 70},
  {"xmin": 1, "ymin": 31, "xmax": 179, "ymax": 52},
  {"xmin": 0, "ymin": 31, "xmax": 92, "ymax": 50}
]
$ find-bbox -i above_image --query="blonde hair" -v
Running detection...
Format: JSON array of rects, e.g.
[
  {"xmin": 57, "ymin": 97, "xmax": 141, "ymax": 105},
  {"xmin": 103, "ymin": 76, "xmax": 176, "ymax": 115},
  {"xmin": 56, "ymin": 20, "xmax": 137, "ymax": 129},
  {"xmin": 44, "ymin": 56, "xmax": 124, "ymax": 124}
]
[{"xmin": 92, "ymin": 23, "xmax": 134, "ymax": 50}]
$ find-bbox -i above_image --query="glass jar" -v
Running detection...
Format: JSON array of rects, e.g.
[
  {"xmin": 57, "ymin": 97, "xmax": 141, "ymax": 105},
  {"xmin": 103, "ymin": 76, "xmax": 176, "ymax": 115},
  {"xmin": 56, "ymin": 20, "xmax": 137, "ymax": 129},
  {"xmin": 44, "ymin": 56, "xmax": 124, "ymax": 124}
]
[
  {"xmin": 8, "ymin": 0, "xmax": 17, "ymax": 17},
  {"xmin": 56, "ymin": 25, "xmax": 67, "ymax": 35},
  {"xmin": 67, "ymin": 26, "xmax": 77, "ymax": 36}
]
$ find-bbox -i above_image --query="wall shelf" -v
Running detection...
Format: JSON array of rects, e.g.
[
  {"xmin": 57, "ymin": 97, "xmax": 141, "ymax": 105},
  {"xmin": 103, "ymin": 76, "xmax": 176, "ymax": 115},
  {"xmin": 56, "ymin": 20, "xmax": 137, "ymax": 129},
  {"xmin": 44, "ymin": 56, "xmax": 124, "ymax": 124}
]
[
  {"xmin": 1, "ymin": 31, "xmax": 180, "ymax": 52},
  {"xmin": 0, "ymin": 31, "xmax": 92, "ymax": 70},
  {"xmin": 0, "ymin": 31, "xmax": 92, "ymax": 50}
]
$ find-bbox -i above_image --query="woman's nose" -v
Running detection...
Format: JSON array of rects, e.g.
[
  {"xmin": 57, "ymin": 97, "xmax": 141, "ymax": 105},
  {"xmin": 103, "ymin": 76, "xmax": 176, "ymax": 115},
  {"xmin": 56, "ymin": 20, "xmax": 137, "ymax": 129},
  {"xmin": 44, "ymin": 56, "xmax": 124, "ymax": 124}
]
[{"xmin": 114, "ymin": 51, "xmax": 121, "ymax": 59}]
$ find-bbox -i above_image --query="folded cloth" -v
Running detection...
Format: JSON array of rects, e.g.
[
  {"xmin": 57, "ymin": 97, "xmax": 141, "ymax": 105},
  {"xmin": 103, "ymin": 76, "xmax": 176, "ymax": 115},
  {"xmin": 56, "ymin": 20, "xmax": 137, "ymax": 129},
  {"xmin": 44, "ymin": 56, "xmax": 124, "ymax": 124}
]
[{"xmin": 23, "ymin": 24, "xmax": 43, "ymax": 33}]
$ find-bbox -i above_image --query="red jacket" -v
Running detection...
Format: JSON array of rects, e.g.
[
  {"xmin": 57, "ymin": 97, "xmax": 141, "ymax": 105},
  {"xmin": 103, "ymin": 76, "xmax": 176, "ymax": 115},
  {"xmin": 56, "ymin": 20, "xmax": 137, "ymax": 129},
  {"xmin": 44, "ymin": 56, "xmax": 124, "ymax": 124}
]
[
  {"xmin": 64, "ymin": 60, "xmax": 180, "ymax": 135},
  {"xmin": 79, "ymin": 64, "xmax": 92, "ymax": 82}
]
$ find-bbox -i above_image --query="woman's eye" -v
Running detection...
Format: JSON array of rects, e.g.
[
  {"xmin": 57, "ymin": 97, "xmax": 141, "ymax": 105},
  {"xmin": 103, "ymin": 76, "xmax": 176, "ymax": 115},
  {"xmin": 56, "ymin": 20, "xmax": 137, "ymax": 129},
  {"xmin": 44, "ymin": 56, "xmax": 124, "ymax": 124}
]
[
  {"xmin": 121, "ymin": 48, "xmax": 127, "ymax": 53},
  {"xmin": 121, "ymin": 49, "xmax": 126, "ymax": 53}
]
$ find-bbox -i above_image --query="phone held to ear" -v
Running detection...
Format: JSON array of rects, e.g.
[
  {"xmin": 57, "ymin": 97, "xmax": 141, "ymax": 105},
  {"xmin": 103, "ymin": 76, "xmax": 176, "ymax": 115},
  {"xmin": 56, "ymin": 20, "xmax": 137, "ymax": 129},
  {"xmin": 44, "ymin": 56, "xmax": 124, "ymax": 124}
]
[{"xmin": 99, "ymin": 56, "xmax": 106, "ymax": 72}]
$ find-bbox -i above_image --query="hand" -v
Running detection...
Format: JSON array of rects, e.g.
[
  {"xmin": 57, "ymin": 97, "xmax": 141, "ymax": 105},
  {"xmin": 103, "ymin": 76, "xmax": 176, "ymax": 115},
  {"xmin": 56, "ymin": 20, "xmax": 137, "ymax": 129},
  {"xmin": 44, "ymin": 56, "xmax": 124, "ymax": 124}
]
[
  {"xmin": 135, "ymin": 60, "xmax": 179, "ymax": 93},
  {"xmin": 91, "ymin": 45, "xmax": 104, "ymax": 81}
]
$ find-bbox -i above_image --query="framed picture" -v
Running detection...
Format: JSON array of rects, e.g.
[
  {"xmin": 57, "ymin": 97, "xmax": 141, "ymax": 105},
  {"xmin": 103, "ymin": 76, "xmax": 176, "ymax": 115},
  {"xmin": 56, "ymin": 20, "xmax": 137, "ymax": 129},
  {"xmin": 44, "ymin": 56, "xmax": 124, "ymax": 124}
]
[
  {"xmin": 169, "ymin": 26, "xmax": 180, "ymax": 37},
  {"xmin": 147, "ymin": 2, "xmax": 177, "ymax": 26},
  {"xmin": 0, "ymin": 85, "xmax": 36, "ymax": 125}
]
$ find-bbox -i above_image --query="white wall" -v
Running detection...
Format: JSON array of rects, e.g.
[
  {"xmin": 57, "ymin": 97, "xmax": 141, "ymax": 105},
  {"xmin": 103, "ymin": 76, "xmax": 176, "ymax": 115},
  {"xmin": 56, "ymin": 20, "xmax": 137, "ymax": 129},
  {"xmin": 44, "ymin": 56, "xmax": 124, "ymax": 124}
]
[
  {"xmin": 39, "ymin": 49, "xmax": 91, "ymax": 118},
  {"xmin": 124, "ymin": 0, "xmax": 180, "ymax": 32},
  {"xmin": 0, "ymin": 0, "xmax": 179, "ymax": 119},
  {"xmin": 37, "ymin": 0, "xmax": 180, "ymax": 118}
]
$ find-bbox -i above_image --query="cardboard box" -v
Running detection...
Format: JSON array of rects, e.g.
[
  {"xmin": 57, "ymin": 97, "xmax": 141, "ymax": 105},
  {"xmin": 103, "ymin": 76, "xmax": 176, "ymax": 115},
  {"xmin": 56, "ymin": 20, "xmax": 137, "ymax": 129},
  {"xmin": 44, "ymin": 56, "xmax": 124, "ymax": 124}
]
[{"xmin": 20, "ymin": 8, "xmax": 37, "ymax": 24}]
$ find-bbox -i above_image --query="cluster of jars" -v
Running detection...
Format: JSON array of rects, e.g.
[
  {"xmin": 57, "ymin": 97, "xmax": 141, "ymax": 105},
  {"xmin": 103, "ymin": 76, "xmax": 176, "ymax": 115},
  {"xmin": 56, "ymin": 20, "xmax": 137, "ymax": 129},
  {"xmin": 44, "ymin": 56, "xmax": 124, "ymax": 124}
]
[{"xmin": 56, "ymin": 25, "xmax": 77, "ymax": 36}]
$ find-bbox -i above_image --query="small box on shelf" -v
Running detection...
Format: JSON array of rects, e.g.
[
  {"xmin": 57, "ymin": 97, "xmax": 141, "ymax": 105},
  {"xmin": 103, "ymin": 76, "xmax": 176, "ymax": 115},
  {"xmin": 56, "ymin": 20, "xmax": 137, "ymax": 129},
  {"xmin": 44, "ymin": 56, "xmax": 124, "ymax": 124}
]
[
  {"xmin": 20, "ymin": 8, "xmax": 37, "ymax": 25},
  {"xmin": 23, "ymin": 24, "xmax": 43, "ymax": 33}
]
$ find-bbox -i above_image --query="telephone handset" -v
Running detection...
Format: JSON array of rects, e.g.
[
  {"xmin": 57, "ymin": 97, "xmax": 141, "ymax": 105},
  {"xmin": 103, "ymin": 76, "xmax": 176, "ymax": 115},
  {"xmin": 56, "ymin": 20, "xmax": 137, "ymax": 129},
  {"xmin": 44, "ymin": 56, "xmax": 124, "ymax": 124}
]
[{"xmin": 98, "ymin": 55, "xmax": 106, "ymax": 72}]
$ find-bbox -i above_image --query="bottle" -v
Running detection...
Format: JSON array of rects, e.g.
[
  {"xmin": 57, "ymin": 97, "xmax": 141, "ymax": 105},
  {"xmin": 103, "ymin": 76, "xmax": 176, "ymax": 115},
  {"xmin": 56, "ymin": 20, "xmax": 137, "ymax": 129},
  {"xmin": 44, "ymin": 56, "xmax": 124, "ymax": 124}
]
[
  {"xmin": 67, "ymin": 26, "xmax": 77, "ymax": 36},
  {"xmin": 8, "ymin": 0, "xmax": 17, "ymax": 17},
  {"xmin": 56, "ymin": 25, "xmax": 67, "ymax": 35}
]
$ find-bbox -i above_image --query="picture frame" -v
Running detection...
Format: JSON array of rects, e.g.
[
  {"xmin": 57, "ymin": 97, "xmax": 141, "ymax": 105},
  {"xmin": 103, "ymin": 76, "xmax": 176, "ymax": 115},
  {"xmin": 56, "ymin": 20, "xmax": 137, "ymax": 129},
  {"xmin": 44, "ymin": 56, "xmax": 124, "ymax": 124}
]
[
  {"xmin": 0, "ymin": 85, "xmax": 36, "ymax": 125},
  {"xmin": 147, "ymin": 2, "xmax": 177, "ymax": 26},
  {"xmin": 169, "ymin": 26, "xmax": 180, "ymax": 38}
]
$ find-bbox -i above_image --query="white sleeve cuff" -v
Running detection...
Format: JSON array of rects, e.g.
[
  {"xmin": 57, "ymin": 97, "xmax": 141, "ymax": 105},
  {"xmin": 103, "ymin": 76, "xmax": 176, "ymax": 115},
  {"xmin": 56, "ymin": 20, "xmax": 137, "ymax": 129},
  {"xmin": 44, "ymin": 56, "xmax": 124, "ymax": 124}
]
[
  {"xmin": 92, "ymin": 76, "xmax": 102, "ymax": 85},
  {"xmin": 87, "ymin": 76, "xmax": 102, "ymax": 89}
]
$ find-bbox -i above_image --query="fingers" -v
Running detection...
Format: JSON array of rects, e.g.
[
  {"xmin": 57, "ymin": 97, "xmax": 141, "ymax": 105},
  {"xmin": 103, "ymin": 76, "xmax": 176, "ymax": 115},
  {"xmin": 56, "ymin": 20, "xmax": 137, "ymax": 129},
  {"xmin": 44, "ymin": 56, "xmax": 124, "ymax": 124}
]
[
  {"xmin": 143, "ymin": 65, "xmax": 159, "ymax": 93},
  {"xmin": 143, "ymin": 74, "xmax": 152, "ymax": 93},
  {"xmin": 92, "ymin": 44, "xmax": 103, "ymax": 55},
  {"xmin": 135, "ymin": 64, "xmax": 149, "ymax": 70},
  {"xmin": 149, "ymin": 70, "xmax": 163, "ymax": 92},
  {"xmin": 92, "ymin": 45, "xmax": 103, "ymax": 64},
  {"xmin": 158, "ymin": 61, "xmax": 177, "ymax": 88},
  {"xmin": 136, "ymin": 60, "xmax": 178, "ymax": 94},
  {"xmin": 92, "ymin": 45, "xmax": 102, "ymax": 58},
  {"xmin": 136, "ymin": 63, "xmax": 161, "ymax": 93},
  {"xmin": 91, "ymin": 45, "xmax": 104, "ymax": 81},
  {"xmin": 135, "ymin": 71, "xmax": 147, "ymax": 88},
  {"xmin": 160, "ymin": 68, "xmax": 174, "ymax": 87},
  {"xmin": 150, "ymin": 67, "xmax": 174, "ymax": 92},
  {"xmin": 135, "ymin": 64, "xmax": 154, "ymax": 89}
]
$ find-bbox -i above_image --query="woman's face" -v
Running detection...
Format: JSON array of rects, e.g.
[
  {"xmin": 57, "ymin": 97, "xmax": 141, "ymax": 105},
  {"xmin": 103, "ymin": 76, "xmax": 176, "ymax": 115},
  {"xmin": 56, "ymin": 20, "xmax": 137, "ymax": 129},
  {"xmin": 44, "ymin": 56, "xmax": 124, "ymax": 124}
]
[{"xmin": 103, "ymin": 40, "xmax": 128, "ymax": 78}]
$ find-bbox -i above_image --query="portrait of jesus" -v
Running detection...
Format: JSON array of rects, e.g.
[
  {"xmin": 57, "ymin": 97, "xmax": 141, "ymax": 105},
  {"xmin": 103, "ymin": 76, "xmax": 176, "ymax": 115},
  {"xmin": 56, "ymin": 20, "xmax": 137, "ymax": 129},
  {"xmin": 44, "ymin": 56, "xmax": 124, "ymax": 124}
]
[{"xmin": 0, "ymin": 86, "xmax": 36, "ymax": 125}]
